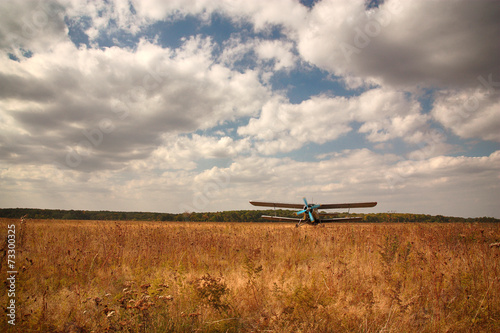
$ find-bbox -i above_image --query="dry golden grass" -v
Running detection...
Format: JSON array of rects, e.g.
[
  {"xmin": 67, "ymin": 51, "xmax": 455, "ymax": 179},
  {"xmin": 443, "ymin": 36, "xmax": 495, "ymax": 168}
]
[{"xmin": 1, "ymin": 218, "xmax": 500, "ymax": 332}]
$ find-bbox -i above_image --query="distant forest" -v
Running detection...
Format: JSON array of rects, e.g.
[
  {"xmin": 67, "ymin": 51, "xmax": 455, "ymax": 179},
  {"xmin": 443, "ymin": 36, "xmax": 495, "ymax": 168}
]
[{"xmin": 0, "ymin": 208, "xmax": 498, "ymax": 223}]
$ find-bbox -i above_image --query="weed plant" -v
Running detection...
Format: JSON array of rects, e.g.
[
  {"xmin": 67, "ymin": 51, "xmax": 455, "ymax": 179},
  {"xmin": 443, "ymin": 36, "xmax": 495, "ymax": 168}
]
[{"xmin": 1, "ymin": 219, "xmax": 499, "ymax": 332}]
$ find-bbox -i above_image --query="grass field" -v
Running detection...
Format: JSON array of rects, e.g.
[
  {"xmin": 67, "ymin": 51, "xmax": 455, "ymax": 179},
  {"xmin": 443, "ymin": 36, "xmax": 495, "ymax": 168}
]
[{"xmin": 1, "ymin": 218, "xmax": 500, "ymax": 332}]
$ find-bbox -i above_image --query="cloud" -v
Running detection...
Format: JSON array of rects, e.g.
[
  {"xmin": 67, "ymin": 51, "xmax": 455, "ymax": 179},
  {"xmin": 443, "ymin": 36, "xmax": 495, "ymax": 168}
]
[
  {"xmin": 104, "ymin": 0, "xmax": 308, "ymax": 35},
  {"xmin": 0, "ymin": 0, "xmax": 67, "ymax": 54},
  {"xmin": 432, "ymin": 88, "xmax": 500, "ymax": 142},
  {"xmin": 10, "ymin": 0, "xmax": 497, "ymax": 93},
  {"xmin": 64, "ymin": 0, "xmax": 147, "ymax": 39},
  {"xmin": 238, "ymin": 95, "xmax": 353, "ymax": 154},
  {"xmin": 295, "ymin": 0, "xmax": 500, "ymax": 90},
  {"xmin": 1, "ymin": 142, "xmax": 499, "ymax": 217},
  {"xmin": 133, "ymin": 134, "xmax": 251, "ymax": 171},
  {"xmin": 238, "ymin": 88, "xmax": 427, "ymax": 154},
  {"xmin": 0, "ymin": 36, "xmax": 270, "ymax": 171},
  {"xmin": 255, "ymin": 39, "xmax": 297, "ymax": 71},
  {"xmin": 381, "ymin": 150, "xmax": 500, "ymax": 216}
]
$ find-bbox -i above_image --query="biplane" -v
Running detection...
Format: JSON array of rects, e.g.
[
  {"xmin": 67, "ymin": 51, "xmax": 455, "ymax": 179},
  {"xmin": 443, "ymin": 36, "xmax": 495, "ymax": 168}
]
[{"xmin": 249, "ymin": 198, "xmax": 377, "ymax": 227}]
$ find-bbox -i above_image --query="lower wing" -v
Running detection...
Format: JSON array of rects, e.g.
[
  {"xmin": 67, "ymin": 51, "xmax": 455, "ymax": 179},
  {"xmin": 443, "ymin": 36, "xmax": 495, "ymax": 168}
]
[
  {"xmin": 320, "ymin": 217, "xmax": 363, "ymax": 223},
  {"xmin": 261, "ymin": 215, "xmax": 303, "ymax": 222}
]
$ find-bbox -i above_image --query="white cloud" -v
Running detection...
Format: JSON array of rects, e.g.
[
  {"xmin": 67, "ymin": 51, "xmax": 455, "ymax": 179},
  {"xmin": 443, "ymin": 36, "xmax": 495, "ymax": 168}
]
[
  {"xmin": 0, "ymin": 0, "xmax": 67, "ymax": 54},
  {"xmin": 238, "ymin": 96, "xmax": 346, "ymax": 154},
  {"xmin": 10, "ymin": 0, "xmax": 496, "ymax": 93},
  {"xmin": 255, "ymin": 40, "xmax": 297, "ymax": 71},
  {"xmin": 133, "ymin": 134, "xmax": 251, "ymax": 171},
  {"xmin": 381, "ymin": 151, "xmax": 500, "ymax": 216},
  {"xmin": 120, "ymin": 0, "xmax": 307, "ymax": 34},
  {"xmin": 1, "ymin": 144, "xmax": 499, "ymax": 217},
  {"xmin": 64, "ymin": 0, "xmax": 146, "ymax": 36},
  {"xmin": 238, "ymin": 88, "xmax": 427, "ymax": 154},
  {"xmin": 218, "ymin": 36, "xmax": 257, "ymax": 68},
  {"xmin": 0, "ymin": 37, "xmax": 270, "ymax": 171},
  {"xmin": 294, "ymin": 0, "xmax": 500, "ymax": 90},
  {"xmin": 432, "ymin": 88, "xmax": 500, "ymax": 142},
  {"xmin": 209, "ymin": 0, "xmax": 308, "ymax": 33}
]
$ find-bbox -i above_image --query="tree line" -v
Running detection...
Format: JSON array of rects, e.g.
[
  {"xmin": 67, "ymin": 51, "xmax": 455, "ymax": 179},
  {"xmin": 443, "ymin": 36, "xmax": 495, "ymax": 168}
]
[{"xmin": 0, "ymin": 208, "xmax": 498, "ymax": 223}]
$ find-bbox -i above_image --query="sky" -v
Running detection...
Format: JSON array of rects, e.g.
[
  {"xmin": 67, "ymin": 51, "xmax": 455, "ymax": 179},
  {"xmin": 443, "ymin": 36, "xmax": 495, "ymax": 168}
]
[{"xmin": 0, "ymin": 0, "xmax": 499, "ymax": 218}]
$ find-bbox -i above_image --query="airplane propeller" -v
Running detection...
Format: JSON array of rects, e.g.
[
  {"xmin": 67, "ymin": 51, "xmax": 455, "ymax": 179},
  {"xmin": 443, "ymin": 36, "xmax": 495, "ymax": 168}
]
[{"xmin": 296, "ymin": 197, "xmax": 321, "ymax": 222}]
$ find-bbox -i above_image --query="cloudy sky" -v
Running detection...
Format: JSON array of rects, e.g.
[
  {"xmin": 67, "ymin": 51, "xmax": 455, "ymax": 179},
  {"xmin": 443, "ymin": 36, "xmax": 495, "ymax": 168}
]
[{"xmin": 1, "ymin": 0, "xmax": 499, "ymax": 218}]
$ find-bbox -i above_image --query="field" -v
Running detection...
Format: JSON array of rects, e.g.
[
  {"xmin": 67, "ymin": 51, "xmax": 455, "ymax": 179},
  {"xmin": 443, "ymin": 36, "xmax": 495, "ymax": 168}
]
[{"xmin": 1, "ymin": 219, "xmax": 500, "ymax": 332}]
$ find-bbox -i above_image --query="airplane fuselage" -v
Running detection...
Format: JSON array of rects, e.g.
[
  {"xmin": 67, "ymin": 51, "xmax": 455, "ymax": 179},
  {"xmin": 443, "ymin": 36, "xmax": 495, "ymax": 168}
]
[{"xmin": 300, "ymin": 205, "xmax": 320, "ymax": 222}]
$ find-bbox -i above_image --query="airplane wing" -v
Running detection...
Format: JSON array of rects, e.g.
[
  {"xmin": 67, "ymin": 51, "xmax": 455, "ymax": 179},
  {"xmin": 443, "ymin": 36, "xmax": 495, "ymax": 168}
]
[
  {"xmin": 320, "ymin": 217, "xmax": 363, "ymax": 222},
  {"xmin": 249, "ymin": 201, "xmax": 304, "ymax": 209},
  {"xmin": 261, "ymin": 215, "xmax": 303, "ymax": 222},
  {"xmin": 319, "ymin": 202, "xmax": 377, "ymax": 209},
  {"xmin": 318, "ymin": 212, "xmax": 340, "ymax": 216}
]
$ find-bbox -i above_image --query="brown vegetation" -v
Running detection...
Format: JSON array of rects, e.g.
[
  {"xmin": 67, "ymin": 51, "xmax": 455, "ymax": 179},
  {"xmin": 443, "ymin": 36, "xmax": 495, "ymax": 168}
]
[{"xmin": 1, "ymin": 218, "xmax": 500, "ymax": 332}]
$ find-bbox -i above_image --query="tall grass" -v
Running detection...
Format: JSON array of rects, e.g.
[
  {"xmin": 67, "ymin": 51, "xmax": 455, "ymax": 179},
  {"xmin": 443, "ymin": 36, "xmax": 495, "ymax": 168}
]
[{"xmin": 1, "ymin": 219, "xmax": 499, "ymax": 332}]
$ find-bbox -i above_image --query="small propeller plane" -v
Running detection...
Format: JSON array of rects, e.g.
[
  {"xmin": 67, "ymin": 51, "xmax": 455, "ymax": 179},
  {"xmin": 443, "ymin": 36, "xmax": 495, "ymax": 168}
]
[{"xmin": 249, "ymin": 198, "xmax": 377, "ymax": 227}]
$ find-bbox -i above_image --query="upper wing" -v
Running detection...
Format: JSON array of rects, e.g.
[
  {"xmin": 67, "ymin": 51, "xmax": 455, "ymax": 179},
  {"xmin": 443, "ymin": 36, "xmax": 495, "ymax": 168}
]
[
  {"xmin": 261, "ymin": 215, "xmax": 303, "ymax": 222},
  {"xmin": 249, "ymin": 201, "xmax": 304, "ymax": 209},
  {"xmin": 319, "ymin": 202, "xmax": 377, "ymax": 209},
  {"xmin": 320, "ymin": 217, "xmax": 363, "ymax": 223}
]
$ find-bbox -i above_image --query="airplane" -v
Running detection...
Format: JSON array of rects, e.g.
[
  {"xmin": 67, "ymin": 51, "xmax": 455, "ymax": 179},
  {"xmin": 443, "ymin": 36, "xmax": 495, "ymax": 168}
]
[{"xmin": 249, "ymin": 197, "xmax": 377, "ymax": 227}]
